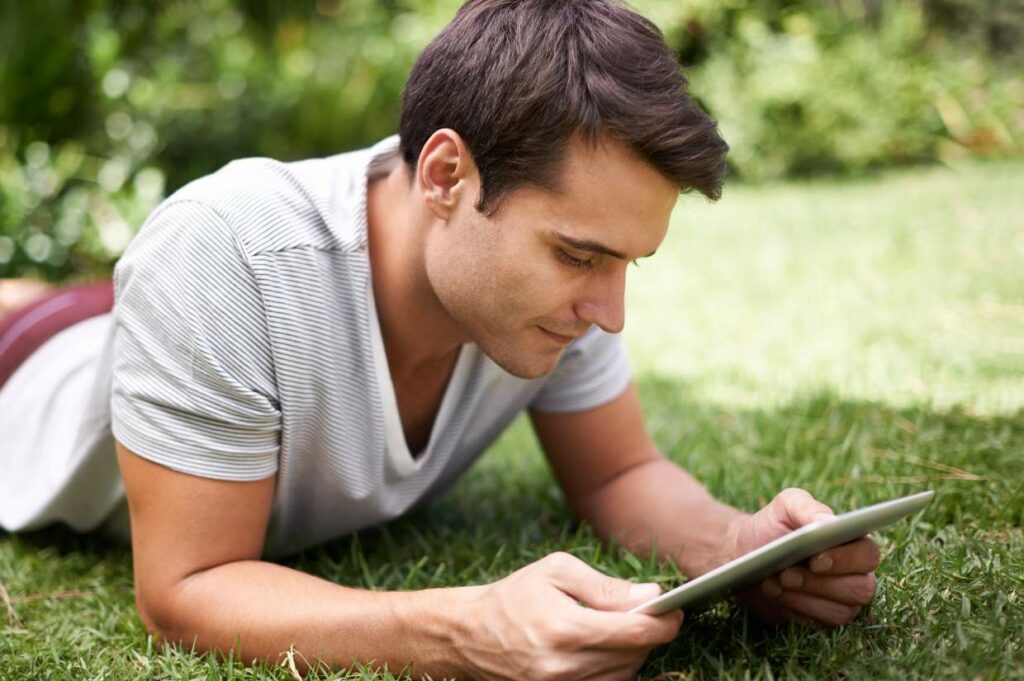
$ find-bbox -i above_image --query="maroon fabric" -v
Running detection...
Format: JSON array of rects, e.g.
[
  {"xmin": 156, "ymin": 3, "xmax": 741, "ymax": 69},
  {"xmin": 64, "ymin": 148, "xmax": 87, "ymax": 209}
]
[{"xmin": 0, "ymin": 280, "xmax": 114, "ymax": 390}]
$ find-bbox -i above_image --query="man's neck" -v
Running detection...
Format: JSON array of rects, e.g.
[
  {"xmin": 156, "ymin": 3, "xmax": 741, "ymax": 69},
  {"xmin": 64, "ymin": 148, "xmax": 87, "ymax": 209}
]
[{"xmin": 365, "ymin": 163, "xmax": 469, "ymax": 377}]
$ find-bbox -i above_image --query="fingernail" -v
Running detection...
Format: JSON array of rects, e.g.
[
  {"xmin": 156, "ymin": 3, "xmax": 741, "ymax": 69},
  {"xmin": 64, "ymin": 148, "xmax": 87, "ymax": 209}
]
[
  {"xmin": 812, "ymin": 555, "xmax": 833, "ymax": 573},
  {"xmin": 630, "ymin": 583, "xmax": 662, "ymax": 600},
  {"xmin": 813, "ymin": 513, "xmax": 835, "ymax": 523},
  {"xmin": 762, "ymin": 579, "xmax": 782, "ymax": 597},
  {"xmin": 780, "ymin": 569, "xmax": 804, "ymax": 589}
]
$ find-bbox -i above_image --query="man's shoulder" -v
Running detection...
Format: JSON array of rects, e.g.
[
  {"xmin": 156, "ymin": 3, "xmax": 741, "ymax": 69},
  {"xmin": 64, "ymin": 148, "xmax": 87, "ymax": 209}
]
[
  {"xmin": 146, "ymin": 140, "xmax": 393, "ymax": 261},
  {"xmin": 171, "ymin": 151, "xmax": 364, "ymax": 255}
]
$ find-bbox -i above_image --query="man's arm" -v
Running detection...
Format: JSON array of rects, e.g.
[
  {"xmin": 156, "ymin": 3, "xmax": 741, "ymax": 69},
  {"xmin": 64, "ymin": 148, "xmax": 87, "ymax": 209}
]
[
  {"xmin": 117, "ymin": 441, "xmax": 467, "ymax": 676},
  {"xmin": 530, "ymin": 382, "xmax": 880, "ymax": 627},
  {"xmin": 117, "ymin": 440, "xmax": 680, "ymax": 679},
  {"xmin": 530, "ymin": 383, "xmax": 746, "ymax": 578}
]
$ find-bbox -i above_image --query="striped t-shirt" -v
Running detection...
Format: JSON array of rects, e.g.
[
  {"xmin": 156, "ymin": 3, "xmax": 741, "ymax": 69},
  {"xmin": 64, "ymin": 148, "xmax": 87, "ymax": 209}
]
[{"xmin": 0, "ymin": 135, "xmax": 632, "ymax": 558}]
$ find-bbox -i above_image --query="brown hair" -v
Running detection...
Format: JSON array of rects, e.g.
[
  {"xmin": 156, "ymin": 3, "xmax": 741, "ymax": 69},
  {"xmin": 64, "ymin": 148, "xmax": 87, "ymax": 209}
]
[{"xmin": 399, "ymin": 0, "xmax": 728, "ymax": 215}]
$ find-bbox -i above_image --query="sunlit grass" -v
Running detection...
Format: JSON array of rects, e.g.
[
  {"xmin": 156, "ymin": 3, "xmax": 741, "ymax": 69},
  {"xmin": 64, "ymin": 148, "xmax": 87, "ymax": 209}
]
[
  {"xmin": 2, "ymin": 160, "xmax": 1022, "ymax": 679},
  {"xmin": 627, "ymin": 159, "xmax": 1024, "ymax": 413}
]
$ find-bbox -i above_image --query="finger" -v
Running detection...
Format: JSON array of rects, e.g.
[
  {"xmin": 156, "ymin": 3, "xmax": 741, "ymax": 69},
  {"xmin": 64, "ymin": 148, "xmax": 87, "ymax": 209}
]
[
  {"xmin": 771, "ymin": 488, "xmax": 834, "ymax": 529},
  {"xmin": 809, "ymin": 536, "xmax": 882, "ymax": 575},
  {"xmin": 761, "ymin": 576, "xmax": 783, "ymax": 598},
  {"xmin": 539, "ymin": 648, "xmax": 635, "ymax": 681},
  {"xmin": 579, "ymin": 606, "xmax": 683, "ymax": 651},
  {"xmin": 773, "ymin": 589, "xmax": 863, "ymax": 627},
  {"xmin": 777, "ymin": 604, "xmax": 824, "ymax": 628},
  {"xmin": 578, "ymin": 652, "xmax": 649, "ymax": 681},
  {"xmin": 777, "ymin": 567, "xmax": 878, "ymax": 606},
  {"xmin": 542, "ymin": 551, "xmax": 663, "ymax": 611}
]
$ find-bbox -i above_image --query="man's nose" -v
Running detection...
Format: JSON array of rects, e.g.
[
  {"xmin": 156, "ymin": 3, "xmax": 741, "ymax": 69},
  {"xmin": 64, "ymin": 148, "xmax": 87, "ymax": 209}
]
[{"xmin": 573, "ymin": 267, "xmax": 626, "ymax": 334}]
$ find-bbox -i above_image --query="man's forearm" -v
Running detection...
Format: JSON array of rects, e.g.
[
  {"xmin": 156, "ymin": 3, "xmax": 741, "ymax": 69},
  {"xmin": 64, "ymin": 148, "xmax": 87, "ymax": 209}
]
[
  {"xmin": 153, "ymin": 559, "xmax": 479, "ymax": 677},
  {"xmin": 575, "ymin": 457, "xmax": 750, "ymax": 578}
]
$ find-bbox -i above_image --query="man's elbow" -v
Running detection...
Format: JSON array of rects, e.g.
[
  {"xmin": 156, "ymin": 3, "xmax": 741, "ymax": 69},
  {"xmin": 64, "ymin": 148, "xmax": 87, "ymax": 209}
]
[
  {"xmin": 133, "ymin": 578, "xmax": 199, "ymax": 650},
  {"xmin": 134, "ymin": 588, "xmax": 176, "ymax": 644}
]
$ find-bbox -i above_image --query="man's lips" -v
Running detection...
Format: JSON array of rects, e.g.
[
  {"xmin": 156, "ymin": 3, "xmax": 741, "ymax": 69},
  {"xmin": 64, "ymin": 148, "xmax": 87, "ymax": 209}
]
[{"xmin": 539, "ymin": 326, "xmax": 579, "ymax": 346}]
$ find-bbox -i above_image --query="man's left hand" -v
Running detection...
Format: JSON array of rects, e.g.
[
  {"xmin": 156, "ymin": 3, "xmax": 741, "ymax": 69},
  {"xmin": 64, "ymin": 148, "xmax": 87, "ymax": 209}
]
[{"xmin": 724, "ymin": 488, "xmax": 881, "ymax": 628}]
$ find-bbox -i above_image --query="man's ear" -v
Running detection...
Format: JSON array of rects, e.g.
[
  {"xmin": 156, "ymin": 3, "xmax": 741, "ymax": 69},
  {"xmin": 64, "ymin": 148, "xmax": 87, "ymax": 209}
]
[{"xmin": 416, "ymin": 128, "xmax": 478, "ymax": 221}]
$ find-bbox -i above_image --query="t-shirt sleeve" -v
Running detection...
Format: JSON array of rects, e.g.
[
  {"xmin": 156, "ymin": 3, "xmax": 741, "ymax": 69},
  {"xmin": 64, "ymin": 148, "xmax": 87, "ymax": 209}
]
[
  {"xmin": 110, "ymin": 199, "xmax": 281, "ymax": 480},
  {"xmin": 528, "ymin": 326, "xmax": 633, "ymax": 413}
]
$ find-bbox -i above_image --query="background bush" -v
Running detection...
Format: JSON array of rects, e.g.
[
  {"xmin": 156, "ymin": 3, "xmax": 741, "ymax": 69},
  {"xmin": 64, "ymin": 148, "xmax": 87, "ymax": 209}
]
[{"xmin": 1, "ymin": 0, "xmax": 1021, "ymax": 281}]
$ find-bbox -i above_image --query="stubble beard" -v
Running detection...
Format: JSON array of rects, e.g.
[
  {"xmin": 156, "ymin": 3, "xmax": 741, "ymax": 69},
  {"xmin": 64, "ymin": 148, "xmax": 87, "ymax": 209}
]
[
  {"xmin": 445, "ymin": 292, "xmax": 561, "ymax": 380},
  {"xmin": 426, "ymin": 262, "xmax": 561, "ymax": 381}
]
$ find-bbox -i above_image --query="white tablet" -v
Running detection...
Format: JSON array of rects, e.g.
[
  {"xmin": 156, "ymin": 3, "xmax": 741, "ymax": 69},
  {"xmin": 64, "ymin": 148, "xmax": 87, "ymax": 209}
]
[{"xmin": 629, "ymin": 490, "xmax": 935, "ymax": 616}]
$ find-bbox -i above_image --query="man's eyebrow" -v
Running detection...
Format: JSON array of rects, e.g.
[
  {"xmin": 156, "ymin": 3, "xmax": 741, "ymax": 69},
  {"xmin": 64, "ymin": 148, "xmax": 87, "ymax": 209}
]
[{"xmin": 553, "ymin": 231, "xmax": 657, "ymax": 260}]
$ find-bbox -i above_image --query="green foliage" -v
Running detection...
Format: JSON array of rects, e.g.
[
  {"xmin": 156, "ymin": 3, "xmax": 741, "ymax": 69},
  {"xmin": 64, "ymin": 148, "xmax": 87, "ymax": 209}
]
[
  {"xmin": 697, "ymin": 4, "xmax": 944, "ymax": 178},
  {"xmin": 0, "ymin": 0, "xmax": 1021, "ymax": 279},
  {"xmin": 0, "ymin": 0, "xmax": 456, "ymax": 280},
  {"xmin": 645, "ymin": 0, "xmax": 1024, "ymax": 180}
]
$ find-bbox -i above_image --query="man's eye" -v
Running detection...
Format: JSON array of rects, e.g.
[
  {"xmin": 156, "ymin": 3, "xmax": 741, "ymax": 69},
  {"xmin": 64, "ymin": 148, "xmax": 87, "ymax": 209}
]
[{"xmin": 557, "ymin": 249, "xmax": 595, "ymax": 270}]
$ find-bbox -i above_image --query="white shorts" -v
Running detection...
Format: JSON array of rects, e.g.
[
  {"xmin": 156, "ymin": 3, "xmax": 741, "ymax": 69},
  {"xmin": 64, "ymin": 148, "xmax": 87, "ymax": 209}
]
[{"xmin": 0, "ymin": 314, "xmax": 120, "ymax": 533}]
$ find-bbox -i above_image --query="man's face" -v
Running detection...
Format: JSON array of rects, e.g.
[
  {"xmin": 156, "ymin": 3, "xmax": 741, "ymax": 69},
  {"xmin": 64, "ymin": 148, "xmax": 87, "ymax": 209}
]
[{"xmin": 423, "ymin": 135, "xmax": 678, "ymax": 379}]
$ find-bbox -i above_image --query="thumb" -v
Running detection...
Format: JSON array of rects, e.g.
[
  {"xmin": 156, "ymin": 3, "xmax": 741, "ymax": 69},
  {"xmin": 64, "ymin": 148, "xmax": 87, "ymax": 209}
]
[
  {"xmin": 770, "ymin": 488, "xmax": 834, "ymax": 530},
  {"xmin": 545, "ymin": 553, "xmax": 663, "ymax": 611}
]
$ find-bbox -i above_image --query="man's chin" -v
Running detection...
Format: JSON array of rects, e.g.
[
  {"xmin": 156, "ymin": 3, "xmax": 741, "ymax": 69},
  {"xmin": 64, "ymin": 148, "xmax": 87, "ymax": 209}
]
[
  {"xmin": 486, "ymin": 346, "xmax": 563, "ymax": 380},
  {"xmin": 503, "ymin": 362, "xmax": 557, "ymax": 380}
]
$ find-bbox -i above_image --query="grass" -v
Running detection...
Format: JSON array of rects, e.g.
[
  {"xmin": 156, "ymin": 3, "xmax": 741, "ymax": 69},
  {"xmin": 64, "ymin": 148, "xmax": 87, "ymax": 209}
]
[{"xmin": 2, "ymin": 159, "xmax": 1023, "ymax": 679}]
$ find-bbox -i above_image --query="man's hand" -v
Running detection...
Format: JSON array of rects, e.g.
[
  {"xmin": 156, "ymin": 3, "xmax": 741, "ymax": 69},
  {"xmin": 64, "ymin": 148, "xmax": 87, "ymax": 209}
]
[
  {"xmin": 725, "ymin": 488, "xmax": 881, "ymax": 628},
  {"xmin": 457, "ymin": 552, "xmax": 683, "ymax": 681}
]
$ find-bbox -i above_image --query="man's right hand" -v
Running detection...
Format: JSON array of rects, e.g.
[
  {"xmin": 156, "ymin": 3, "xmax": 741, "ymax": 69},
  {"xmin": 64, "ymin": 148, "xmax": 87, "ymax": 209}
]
[{"xmin": 455, "ymin": 552, "xmax": 683, "ymax": 681}]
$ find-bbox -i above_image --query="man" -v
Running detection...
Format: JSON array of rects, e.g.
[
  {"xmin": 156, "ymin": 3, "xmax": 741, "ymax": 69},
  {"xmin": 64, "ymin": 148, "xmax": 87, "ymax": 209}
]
[{"xmin": 0, "ymin": 1, "xmax": 880, "ymax": 678}]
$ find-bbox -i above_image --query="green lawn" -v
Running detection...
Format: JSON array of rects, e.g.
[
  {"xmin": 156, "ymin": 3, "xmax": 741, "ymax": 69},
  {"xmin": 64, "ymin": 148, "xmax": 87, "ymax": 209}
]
[{"xmin": 2, "ymin": 160, "xmax": 1022, "ymax": 679}]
